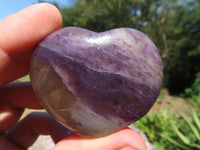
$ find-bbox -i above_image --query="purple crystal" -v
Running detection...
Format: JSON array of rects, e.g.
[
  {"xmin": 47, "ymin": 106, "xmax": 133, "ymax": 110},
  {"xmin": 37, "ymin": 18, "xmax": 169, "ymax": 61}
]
[{"xmin": 30, "ymin": 27, "xmax": 163, "ymax": 138}]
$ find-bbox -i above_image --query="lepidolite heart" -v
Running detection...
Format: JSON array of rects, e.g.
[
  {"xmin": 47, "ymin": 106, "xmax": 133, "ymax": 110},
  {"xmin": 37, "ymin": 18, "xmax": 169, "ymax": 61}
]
[{"xmin": 30, "ymin": 27, "xmax": 163, "ymax": 138}]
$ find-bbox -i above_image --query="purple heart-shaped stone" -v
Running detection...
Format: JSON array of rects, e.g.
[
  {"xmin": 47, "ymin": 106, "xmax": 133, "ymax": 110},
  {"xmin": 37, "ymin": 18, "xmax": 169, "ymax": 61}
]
[{"xmin": 30, "ymin": 27, "xmax": 163, "ymax": 138}]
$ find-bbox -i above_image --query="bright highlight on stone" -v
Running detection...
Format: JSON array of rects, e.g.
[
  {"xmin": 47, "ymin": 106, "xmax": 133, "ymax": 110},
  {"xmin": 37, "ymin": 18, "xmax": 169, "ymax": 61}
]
[{"xmin": 30, "ymin": 27, "xmax": 163, "ymax": 138}]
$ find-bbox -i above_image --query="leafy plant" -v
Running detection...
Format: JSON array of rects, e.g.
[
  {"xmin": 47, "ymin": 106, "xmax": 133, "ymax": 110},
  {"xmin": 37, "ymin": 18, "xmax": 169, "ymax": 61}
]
[
  {"xmin": 165, "ymin": 110, "xmax": 200, "ymax": 150},
  {"xmin": 182, "ymin": 72, "xmax": 200, "ymax": 105},
  {"xmin": 134, "ymin": 109, "xmax": 200, "ymax": 150},
  {"xmin": 134, "ymin": 110, "xmax": 178, "ymax": 149}
]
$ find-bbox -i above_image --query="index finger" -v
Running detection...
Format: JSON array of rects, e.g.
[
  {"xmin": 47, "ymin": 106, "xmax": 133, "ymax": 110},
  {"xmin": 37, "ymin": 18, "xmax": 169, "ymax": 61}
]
[{"xmin": 0, "ymin": 3, "xmax": 62, "ymax": 86}]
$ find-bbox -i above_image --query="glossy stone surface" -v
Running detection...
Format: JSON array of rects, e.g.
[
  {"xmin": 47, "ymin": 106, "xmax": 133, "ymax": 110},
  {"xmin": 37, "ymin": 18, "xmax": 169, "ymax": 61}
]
[{"xmin": 30, "ymin": 27, "xmax": 163, "ymax": 138}]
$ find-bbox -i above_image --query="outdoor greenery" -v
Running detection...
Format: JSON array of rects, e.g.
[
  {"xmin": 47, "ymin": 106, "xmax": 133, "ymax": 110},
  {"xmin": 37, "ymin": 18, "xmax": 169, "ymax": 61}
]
[
  {"xmin": 57, "ymin": 0, "xmax": 200, "ymax": 95},
  {"xmin": 181, "ymin": 72, "xmax": 200, "ymax": 106},
  {"xmin": 34, "ymin": 0, "xmax": 200, "ymax": 149},
  {"xmin": 134, "ymin": 109, "xmax": 200, "ymax": 150}
]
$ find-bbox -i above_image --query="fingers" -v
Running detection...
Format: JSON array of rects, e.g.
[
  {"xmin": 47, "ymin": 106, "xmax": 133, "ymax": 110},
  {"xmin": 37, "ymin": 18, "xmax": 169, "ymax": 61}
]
[
  {"xmin": 0, "ymin": 82, "xmax": 42, "ymax": 131},
  {"xmin": 6, "ymin": 112, "xmax": 71, "ymax": 149},
  {"xmin": 0, "ymin": 101, "xmax": 24, "ymax": 132},
  {"xmin": 0, "ymin": 3, "xmax": 62, "ymax": 85},
  {"xmin": 53, "ymin": 128, "xmax": 147, "ymax": 150},
  {"xmin": 7, "ymin": 111, "xmax": 146, "ymax": 150},
  {"xmin": 0, "ymin": 82, "xmax": 41, "ymax": 109},
  {"xmin": 0, "ymin": 3, "xmax": 62, "ymax": 57}
]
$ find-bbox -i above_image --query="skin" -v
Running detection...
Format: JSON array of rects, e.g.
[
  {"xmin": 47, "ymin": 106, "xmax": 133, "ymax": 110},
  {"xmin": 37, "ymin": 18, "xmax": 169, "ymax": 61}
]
[{"xmin": 0, "ymin": 3, "xmax": 147, "ymax": 150}]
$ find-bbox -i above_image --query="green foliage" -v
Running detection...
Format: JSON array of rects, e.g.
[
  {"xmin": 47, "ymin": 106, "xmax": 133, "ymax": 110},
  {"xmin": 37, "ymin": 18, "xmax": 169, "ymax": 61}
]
[
  {"xmin": 52, "ymin": 0, "xmax": 200, "ymax": 94},
  {"xmin": 60, "ymin": 0, "xmax": 141, "ymax": 31},
  {"xmin": 154, "ymin": 0, "xmax": 200, "ymax": 94},
  {"xmin": 181, "ymin": 72, "xmax": 200, "ymax": 105},
  {"xmin": 167, "ymin": 111, "xmax": 200, "ymax": 150},
  {"xmin": 134, "ymin": 109, "xmax": 200, "ymax": 150},
  {"xmin": 134, "ymin": 110, "xmax": 177, "ymax": 149}
]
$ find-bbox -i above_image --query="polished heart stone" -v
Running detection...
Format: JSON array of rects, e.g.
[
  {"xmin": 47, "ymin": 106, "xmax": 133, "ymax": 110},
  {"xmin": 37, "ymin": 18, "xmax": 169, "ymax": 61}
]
[{"xmin": 30, "ymin": 27, "xmax": 163, "ymax": 138}]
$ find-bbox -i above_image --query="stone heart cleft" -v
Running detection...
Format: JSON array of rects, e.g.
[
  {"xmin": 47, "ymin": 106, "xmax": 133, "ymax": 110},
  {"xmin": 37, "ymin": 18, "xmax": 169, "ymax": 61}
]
[{"xmin": 30, "ymin": 27, "xmax": 163, "ymax": 138}]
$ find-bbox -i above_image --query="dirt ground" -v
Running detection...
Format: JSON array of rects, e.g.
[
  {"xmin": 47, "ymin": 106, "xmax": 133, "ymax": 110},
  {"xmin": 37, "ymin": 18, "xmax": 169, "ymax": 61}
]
[{"xmin": 149, "ymin": 89, "xmax": 191, "ymax": 116}]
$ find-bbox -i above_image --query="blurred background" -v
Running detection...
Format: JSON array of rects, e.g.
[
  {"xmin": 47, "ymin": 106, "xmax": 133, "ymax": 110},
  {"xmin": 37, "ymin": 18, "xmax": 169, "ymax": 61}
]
[{"xmin": 1, "ymin": 0, "xmax": 200, "ymax": 149}]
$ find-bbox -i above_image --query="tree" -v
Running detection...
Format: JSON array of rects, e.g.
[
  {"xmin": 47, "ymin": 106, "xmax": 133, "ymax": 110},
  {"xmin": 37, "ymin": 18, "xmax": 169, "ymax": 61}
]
[{"xmin": 53, "ymin": 0, "xmax": 200, "ymax": 95}]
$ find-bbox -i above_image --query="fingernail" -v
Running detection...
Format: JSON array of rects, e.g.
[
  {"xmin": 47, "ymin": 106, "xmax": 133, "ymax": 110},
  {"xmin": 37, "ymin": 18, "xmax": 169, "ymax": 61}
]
[{"xmin": 120, "ymin": 146, "xmax": 135, "ymax": 150}]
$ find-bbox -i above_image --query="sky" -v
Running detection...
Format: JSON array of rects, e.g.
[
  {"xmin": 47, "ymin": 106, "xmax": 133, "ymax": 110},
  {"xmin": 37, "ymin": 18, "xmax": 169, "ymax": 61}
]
[{"xmin": 0, "ymin": 0, "xmax": 73, "ymax": 21}]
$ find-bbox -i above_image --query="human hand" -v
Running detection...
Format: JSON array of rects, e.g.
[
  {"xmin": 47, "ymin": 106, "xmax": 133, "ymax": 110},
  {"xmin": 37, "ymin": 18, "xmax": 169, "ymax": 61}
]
[{"xmin": 0, "ymin": 3, "xmax": 147, "ymax": 150}]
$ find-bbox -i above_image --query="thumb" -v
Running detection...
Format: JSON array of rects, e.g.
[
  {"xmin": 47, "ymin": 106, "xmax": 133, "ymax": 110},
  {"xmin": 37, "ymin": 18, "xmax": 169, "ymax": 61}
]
[{"xmin": 53, "ymin": 128, "xmax": 147, "ymax": 150}]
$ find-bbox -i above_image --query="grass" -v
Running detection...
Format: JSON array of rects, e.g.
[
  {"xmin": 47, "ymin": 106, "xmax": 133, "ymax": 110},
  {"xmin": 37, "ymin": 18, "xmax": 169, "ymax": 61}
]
[
  {"xmin": 16, "ymin": 75, "xmax": 30, "ymax": 82},
  {"xmin": 134, "ymin": 106, "xmax": 200, "ymax": 150}
]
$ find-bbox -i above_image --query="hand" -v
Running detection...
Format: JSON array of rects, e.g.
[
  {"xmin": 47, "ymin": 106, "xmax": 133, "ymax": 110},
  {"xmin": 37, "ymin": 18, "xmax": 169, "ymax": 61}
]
[{"xmin": 0, "ymin": 3, "xmax": 147, "ymax": 150}]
